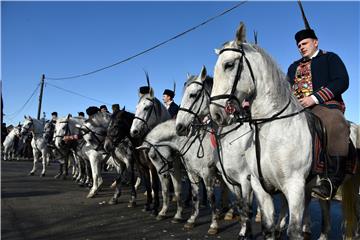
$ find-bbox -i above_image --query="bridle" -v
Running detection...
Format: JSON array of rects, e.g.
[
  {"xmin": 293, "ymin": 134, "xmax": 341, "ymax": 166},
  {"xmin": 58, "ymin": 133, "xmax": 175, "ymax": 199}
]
[
  {"xmin": 133, "ymin": 97, "xmax": 159, "ymax": 132},
  {"xmin": 210, "ymin": 44, "xmax": 256, "ymax": 115},
  {"xmin": 54, "ymin": 120, "xmax": 71, "ymax": 139},
  {"xmin": 178, "ymin": 81, "xmax": 211, "ymax": 124}
]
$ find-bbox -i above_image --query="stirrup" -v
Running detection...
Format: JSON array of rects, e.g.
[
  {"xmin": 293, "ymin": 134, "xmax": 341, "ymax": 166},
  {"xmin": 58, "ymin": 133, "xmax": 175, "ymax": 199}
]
[{"xmin": 311, "ymin": 177, "xmax": 333, "ymax": 201}]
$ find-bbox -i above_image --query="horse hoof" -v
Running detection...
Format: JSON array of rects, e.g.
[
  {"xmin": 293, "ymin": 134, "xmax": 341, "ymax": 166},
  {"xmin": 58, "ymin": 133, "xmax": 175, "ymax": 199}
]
[
  {"xmin": 303, "ymin": 231, "xmax": 311, "ymax": 240},
  {"xmin": 127, "ymin": 202, "xmax": 136, "ymax": 208},
  {"xmin": 54, "ymin": 174, "xmax": 61, "ymax": 179},
  {"xmin": 86, "ymin": 192, "xmax": 95, "ymax": 198},
  {"xmin": 28, "ymin": 172, "xmax": 35, "ymax": 176},
  {"xmin": 156, "ymin": 214, "xmax": 166, "ymax": 221},
  {"xmin": 40, "ymin": 173, "xmax": 45, "ymax": 178},
  {"xmin": 171, "ymin": 217, "xmax": 183, "ymax": 224},
  {"xmin": 142, "ymin": 205, "xmax": 151, "ymax": 212},
  {"xmin": 237, "ymin": 236, "xmax": 251, "ymax": 240},
  {"xmin": 108, "ymin": 198, "xmax": 118, "ymax": 205},
  {"xmin": 255, "ymin": 212, "xmax": 261, "ymax": 222},
  {"xmin": 110, "ymin": 181, "xmax": 117, "ymax": 189},
  {"xmin": 207, "ymin": 227, "xmax": 218, "ymax": 235},
  {"xmin": 150, "ymin": 209, "xmax": 158, "ymax": 217},
  {"xmin": 62, "ymin": 175, "xmax": 67, "ymax": 180},
  {"xmin": 224, "ymin": 212, "xmax": 234, "ymax": 221},
  {"xmin": 184, "ymin": 222, "xmax": 194, "ymax": 230}
]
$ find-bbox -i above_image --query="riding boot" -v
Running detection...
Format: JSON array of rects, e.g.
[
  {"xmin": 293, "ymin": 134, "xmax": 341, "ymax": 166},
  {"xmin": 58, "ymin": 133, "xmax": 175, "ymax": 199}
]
[{"xmin": 312, "ymin": 155, "xmax": 346, "ymax": 200}]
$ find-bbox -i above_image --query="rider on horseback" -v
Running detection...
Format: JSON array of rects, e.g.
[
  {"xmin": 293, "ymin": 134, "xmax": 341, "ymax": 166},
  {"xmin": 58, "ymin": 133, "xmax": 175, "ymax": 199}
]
[{"xmin": 287, "ymin": 26, "xmax": 350, "ymax": 200}]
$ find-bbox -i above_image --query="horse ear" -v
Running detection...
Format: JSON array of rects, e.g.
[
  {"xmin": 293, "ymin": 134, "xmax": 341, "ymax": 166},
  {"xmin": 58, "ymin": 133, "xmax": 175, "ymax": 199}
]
[
  {"xmin": 66, "ymin": 114, "xmax": 71, "ymax": 119},
  {"xmin": 28, "ymin": 116, "xmax": 32, "ymax": 120},
  {"xmin": 186, "ymin": 72, "xmax": 191, "ymax": 79},
  {"xmin": 214, "ymin": 49, "xmax": 220, "ymax": 55},
  {"xmin": 122, "ymin": 106, "xmax": 125, "ymax": 111},
  {"xmin": 149, "ymin": 87, "xmax": 154, "ymax": 97},
  {"xmin": 235, "ymin": 21, "xmax": 247, "ymax": 45},
  {"xmin": 200, "ymin": 65, "xmax": 207, "ymax": 82},
  {"xmin": 24, "ymin": 115, "xmax": 27, "ymax": 119}
]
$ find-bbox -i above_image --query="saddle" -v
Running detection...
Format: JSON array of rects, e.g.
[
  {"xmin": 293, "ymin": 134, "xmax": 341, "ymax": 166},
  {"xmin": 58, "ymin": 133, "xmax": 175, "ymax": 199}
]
[{"xmin": 305, "ymin": 110, "xmax": 357, "ymax": 175}]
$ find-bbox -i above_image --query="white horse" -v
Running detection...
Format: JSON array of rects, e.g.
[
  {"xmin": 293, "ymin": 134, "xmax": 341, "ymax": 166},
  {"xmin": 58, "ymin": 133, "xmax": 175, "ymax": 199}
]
[
  {"xmin": 55, "ymin": 114, "xmax": 107, "ymax": 198},
  {"xmin": 21, "ymin": 116, "xmax": 50, "ymax": 177},
  {"xmin": 3, "ymin": 125, "xmax": 21, "ymax": 161},
  {"xmin": 130, "ymin": 87, "xmax": 177, "ymax": 216},
  {"xmin": 209, "ymin": 22, "xmax": 359, "ymax": 239},
  {"xmin": 77, "ymin": 111, "xmax": 113, "ymax": 198},
  {"xmin": 175, "ymin": 67, "xmax": 264, "ymax": 238}
]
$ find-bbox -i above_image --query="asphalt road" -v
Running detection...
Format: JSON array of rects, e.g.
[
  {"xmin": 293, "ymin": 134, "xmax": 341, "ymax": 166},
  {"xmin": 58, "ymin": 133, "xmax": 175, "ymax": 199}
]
[{"xmin": 1, "ymin": 160, "xmax": 344, "ymax": 240}]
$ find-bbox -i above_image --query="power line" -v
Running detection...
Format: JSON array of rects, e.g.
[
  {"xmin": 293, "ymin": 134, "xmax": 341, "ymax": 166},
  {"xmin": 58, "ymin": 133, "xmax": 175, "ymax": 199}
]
[
  {"xmin": 4, "ymin": 83, "xmax": 40, "ymax": 121},
  {"xmin": 46, "ymin": 82, "xmax": 111, "ymax": 105},
  {"xmin": 46, "ymin": 1, "xmax": 247, "ymax": 81}
]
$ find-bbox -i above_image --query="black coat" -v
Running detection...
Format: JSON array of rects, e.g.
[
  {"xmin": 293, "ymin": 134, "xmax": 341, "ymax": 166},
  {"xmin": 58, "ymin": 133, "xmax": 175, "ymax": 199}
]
[
  {"xmin": 287, "ymin": 50, "xmax": 349, "ymax": 104},
  {"xmin": 168, "ymin": 102, "xmax": 179, "ymax": 118}
]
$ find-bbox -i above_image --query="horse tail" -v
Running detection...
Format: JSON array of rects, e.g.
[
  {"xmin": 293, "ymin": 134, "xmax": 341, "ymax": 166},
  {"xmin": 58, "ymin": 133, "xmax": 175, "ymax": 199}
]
[
  {"xmin": 342, "ymin": 175, "xmax": 359, "ymax": 238},
  {"xmin": 342, "ymin": 122, "xmax": 360, "ymax": 239}
]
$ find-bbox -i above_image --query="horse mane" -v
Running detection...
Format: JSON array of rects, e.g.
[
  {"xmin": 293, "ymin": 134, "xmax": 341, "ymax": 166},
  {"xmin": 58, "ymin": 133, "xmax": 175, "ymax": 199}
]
[
  {"xmin": 219, "ymin": 41, "xmax": 298, "ymax": 107},
  {"xmin": 184, "ymin": 75, "xmax": 213, "ymax": 93}
]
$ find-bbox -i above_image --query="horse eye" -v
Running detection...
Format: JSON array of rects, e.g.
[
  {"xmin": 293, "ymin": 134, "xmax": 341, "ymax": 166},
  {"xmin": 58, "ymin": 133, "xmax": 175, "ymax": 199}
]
[
  {"xmin": 224, "ymin": 61, "xmax": 235, "ymax": 70},
  {"xmin": 189, "ymin": 92, "xmax": 199, "ymax": 98}
]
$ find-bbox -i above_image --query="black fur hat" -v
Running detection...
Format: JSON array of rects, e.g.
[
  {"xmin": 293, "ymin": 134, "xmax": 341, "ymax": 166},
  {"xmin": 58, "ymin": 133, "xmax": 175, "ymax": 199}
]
[
  {"xmin": 295, "ymin": 29, "xmax": 317, "ymax": 44},
  {"xmin": 163, "ymin": 89, "xmax": 175, "ymax": 98},
  {"xmin": 139, "ymin": 86, "xmax": 150, "ymax": 94},
  {"xmin": 86, "ymin": 106, "xmax": 99, "ymax": 116}
]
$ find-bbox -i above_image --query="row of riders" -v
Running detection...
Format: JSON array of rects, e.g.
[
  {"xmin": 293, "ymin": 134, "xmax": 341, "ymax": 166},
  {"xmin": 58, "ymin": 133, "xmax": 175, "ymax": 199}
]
[{"xmin": 3, "ymin": 22, "xmax": 360, "ymax": 239}]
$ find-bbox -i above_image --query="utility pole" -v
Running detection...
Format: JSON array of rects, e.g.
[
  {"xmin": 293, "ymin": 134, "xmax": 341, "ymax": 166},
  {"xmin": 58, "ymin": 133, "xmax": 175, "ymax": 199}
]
[{"xmin": 37, "ymin": 74, "xmax": 45, "ymax": 120}]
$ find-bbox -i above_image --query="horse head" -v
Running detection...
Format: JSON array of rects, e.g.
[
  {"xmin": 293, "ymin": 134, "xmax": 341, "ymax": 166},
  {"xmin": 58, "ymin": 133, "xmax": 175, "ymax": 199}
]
[
  {"xmin": 104, "ymin": 109, "xmax": 134, "ymax": 153},
  {"xmin": 20, "ymin": 116, "xmax": 33, "ymax": 136},
  {"xmin": 176, "ymin": 66, "xmax": 213, "ymax": 136},
  {"xmin": 130, "ymin": 88, "xmax": 167, "ymax": 138},
  {"xmin": 210, "ymin": 22, "xmax": 293, "ymax": 126},
  {"xmin": 80, "ymin": 111, "xmax": 110, "ymax": 150},
  {"xmin": 54, "ymin": 114, "xmax": 82, "ymax": 149}
]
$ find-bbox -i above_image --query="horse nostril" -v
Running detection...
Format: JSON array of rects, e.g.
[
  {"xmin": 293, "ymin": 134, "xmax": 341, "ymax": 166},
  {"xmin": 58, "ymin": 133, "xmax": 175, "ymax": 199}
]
[
  {"xmin": 214, "ymin": 113, "xmax": 223, "ymax": 124},
  {"xmin": 176, "ymin": 124, "xmax": 185, "ymax": 135},
  {"xmin": 132, "ymin": 129, "xmax": 139, "ymax": 136}
]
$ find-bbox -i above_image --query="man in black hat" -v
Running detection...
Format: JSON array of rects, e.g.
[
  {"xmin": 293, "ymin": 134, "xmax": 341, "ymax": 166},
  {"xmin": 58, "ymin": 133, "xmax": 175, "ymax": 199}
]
[
  {"xmin": 99, "ymin": 105, "xmax": 109, "ymax": 113},
  {"xmin": 162, "ymin": 89, "xmax": 179, "ymax": 118},
  {"xmin": 86, "ymin": 106, "xmax": 100, "ymax": 117},
  {"xmin": 51, "ymin": 112, "xmax": 58, "ymax": 123},
  {"xmin": 78, "ymin": 112, "xmax": 85, "ymax": 119},
  {"xmin": 287, "ymin": 28, "xmax": 350, "ymax": 200}
]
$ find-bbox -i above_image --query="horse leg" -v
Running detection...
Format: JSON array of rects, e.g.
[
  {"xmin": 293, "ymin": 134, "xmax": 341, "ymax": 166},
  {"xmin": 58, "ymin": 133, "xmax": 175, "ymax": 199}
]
[
  {"xmin": 141, "ymin": 167, "xmax": 152, "ymax": 211},
  {"xmin": 204, "ymin": 176, "xmax": 219, "ymax": 235},
  {"xmin": 150, "ymin": 165, "xmax": 160, "ymax": 216},
  {"xmin": 156, "ymin": 174, "xmax": 170, "ymax": 220},
  {"xmin": 318, "ymin": 199, "xmax": 331, "ymax": 240},
  {"xmin": 87, "ymin": 154, "xmax": 102, "ymax": 198},
  {"xmin": 40, "ymin": 149, "xmax": 48, "ymax": 177},
  {"xmin": 170, "ymin": 162, "xmax": 184, "ymax": 223},
  {"xmin": 275, "ymin": 194, "xmax": 288, "ymax": 239},
  {"xmin": 29, "ymin": 149, "xmax": 39, "ymax": 175},
  {"xmin": 285, "ymin": 180, "xmax": 305, "ymax": 240},
  {"xmin": 108, "ymin": 161, "xmax": 126, "ymax": 205},
  {"xmin": 251, "ymin": 178, "xmax": 275, "ymax": 239},
  {"xmin": 184, "ymin": 174, "xmax": 200, "ymax": 230}
]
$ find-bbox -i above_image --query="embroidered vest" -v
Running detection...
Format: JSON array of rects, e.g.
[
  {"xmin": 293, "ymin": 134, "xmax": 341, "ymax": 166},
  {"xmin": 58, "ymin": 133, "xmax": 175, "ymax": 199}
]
[{"xmin": 292, "ymin": 60, "xmax": 313, "ymax": 99}]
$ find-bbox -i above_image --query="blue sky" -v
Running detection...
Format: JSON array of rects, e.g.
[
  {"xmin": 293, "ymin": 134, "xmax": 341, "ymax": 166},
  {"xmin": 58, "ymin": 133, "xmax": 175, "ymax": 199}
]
[{"xmin": 2, "ymin": 1, "xmax": 359, "ymax": 126}]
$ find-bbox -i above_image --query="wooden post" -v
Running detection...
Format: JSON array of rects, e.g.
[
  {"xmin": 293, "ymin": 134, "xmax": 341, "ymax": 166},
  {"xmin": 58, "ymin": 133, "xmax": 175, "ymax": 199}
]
[{"xmin": 37, "ymin": 74, "xmax": 45, "ymax": 120}]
